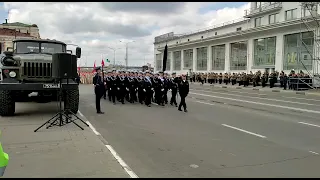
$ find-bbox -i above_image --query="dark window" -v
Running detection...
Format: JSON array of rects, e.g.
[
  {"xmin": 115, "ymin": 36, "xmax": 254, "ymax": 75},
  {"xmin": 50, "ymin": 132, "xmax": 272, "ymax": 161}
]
[
  {"xmin": 188, "ymin": 39, "xmax": 190, "ymax": 41},
  {"xmin": 236, "ymin": 27, "xmax": 242, "ymax": 31},
  {"xmin": 201, "ymin": 36, "xmax": 203, "ymax": 39},
  {"xmin": 215, "ymin": 32, "xmax": 218, "ymax": 35}
]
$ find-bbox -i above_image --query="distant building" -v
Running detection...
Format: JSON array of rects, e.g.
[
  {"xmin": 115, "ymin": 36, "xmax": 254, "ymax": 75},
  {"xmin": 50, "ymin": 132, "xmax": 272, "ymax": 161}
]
[
  {"xmin": 0, "ymin": 19, "xmax": 40, "ymax": 53},
  {"xmin": 154, "ymin": 2, "xmax": 320, "ymax": 76}
]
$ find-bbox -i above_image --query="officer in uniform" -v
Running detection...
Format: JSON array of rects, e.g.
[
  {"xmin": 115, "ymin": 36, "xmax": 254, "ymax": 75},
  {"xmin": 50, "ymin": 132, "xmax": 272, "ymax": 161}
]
[
  {"xmin": 178, "ymin": 74, "xmax": 189, "ymax": 112},
  {"xmin": 92, "ymin": 67, "xmax": 105, "ymax": 114},
  {"xmin": 169, "ymin": 72, "xmax": 179, "ymax": 107},
  {"xmin": 143, "ymin": 71, "xmax": 153, "ymax": 107}
]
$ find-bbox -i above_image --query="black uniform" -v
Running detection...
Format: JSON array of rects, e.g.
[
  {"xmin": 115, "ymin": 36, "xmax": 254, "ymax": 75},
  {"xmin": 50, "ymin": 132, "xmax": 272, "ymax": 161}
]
[
  {"xmin": 128, "ymin": 77, "xmax": 137, "ymax": 103},
  {"xmin": 178, "ymin": 79, "xmax": 189, "ymax": 112},
  {"xmin": 162, "ymin": 77, "xmax": 169, "ymax": 104},
  {"xmin": 137, "ymin": 76, "xmax": 145, "ymax": 104},
  {"xmin": 144, "ymin": 76, "xmax": 153, "ymax": 107},
  {"xmin": 169, "ymin": 76, "xmax": 179, "ymax": 106},
  {"xmin": 93, "ymin": 72, "xmax": 105, "ymax": 113},
  {"xmin": 106, "ymin": 75, "xmax": 117, "ymax": 104},
  {"xmin": 117, "ymin": 76, "xmax": 127, "ymax": 104}
]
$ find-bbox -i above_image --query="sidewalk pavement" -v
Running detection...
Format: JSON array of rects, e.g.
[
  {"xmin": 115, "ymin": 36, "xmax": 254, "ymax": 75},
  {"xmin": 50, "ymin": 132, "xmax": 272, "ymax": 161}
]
[
  {"xmin": 0, "ymin": 103, "xmax": 129, "ymax": 178},
  {"xmin": 190, "ymin": 82, "xmax": 320, "ymax": 96}
]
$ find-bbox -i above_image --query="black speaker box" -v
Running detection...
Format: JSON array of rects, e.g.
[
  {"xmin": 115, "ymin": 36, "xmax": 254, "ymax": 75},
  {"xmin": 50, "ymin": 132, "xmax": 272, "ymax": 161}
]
[{"xmin": 52, "ymin": 53, "xmax": 77, "ymax": 79}]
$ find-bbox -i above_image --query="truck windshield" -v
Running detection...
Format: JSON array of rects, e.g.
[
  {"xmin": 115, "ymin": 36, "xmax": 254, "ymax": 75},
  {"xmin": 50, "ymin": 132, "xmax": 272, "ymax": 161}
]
[{"xmin": 14, "ymin": 41, "xmax": 66, "ymax": 54}]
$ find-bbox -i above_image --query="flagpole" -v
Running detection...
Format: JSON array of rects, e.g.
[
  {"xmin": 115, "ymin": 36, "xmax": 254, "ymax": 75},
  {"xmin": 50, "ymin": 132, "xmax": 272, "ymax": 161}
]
[{"xmin": 101, "ymin": 54, "xmax": 104, "ymax": 81}]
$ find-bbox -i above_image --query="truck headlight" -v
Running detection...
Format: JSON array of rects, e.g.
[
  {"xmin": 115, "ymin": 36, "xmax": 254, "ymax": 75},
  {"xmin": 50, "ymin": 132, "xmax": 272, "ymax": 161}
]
[{"xmin": 9, "ymin": 71, "xmax": 16, "ymax": 78}]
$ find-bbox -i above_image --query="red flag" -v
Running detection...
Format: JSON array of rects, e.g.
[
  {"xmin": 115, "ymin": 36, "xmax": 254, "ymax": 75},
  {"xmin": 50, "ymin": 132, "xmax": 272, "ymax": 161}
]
[
  {"xmin": 77, "ymin": 66, "xmax": 81, "ymax": 72},
  {"xmin": 101, "ymin": 59, "xmax": 105, "ymax": 67},
  {"xmin": 92, "ymin": 61, "xmax": 96, "ymax": 73}
]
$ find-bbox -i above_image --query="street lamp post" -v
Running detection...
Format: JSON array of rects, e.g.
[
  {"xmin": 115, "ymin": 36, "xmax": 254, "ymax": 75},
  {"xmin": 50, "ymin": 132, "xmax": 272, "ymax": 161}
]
[
  {"xmin": 120, "ymin": 40, "xmax": 135, "ymax": 69},
  {"xmin": 106, "ymin": 47, "xmax": 121, "ymax": 66}
]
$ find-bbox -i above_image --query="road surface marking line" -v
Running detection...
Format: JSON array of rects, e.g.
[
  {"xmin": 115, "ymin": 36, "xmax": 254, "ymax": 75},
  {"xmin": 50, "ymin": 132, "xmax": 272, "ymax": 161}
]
[
  {"xmin": 309, "ymin": 151, "xmax": 319, "ymax": 155},
  {"xmin": 298, "ymin": 122, "xmax": 320, "ymax": 128},
  {"xmin": 105, "ymin": 145, "xmax": 139, "ymax": 178},
  {"xmin": 78, "ymin": 110, "xmax": 138, "ymax": 178},
  {"xmin": 284, "ymin": 96, "xmax": 320, "ymax": 102},
  {"xmin": 222, "ymin": 124, "xmax": 267, "ymax": 138},
  {"xmin": 195, "ymin": 101, "xmax": 216, "ymax": 106},
  {"xmin": 191, "ymin": 89, "xmax": 320, "ymax": 107},
  {"xmin": 190, "ymin": 92, "xmax": 320, "ymax": 114}
]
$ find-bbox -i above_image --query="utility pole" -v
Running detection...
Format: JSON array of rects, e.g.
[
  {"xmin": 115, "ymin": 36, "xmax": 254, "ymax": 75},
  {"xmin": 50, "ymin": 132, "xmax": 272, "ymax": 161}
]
[{"xmin": 120, "ymin": 40, "xmax": 135, "ymax": 70}]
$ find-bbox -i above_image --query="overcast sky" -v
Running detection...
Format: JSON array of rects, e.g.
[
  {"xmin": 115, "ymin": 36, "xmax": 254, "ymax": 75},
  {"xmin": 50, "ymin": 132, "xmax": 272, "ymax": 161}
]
[{"xmin": 2, "ymin": 2, "xmax": 249, "ymax": 67}]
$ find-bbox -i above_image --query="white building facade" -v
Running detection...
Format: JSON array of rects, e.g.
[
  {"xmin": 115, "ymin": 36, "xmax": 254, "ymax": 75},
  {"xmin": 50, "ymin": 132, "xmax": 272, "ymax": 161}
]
[{"xmin": 154, "ymin": 2, "xmax": 320, "ymax": 75}]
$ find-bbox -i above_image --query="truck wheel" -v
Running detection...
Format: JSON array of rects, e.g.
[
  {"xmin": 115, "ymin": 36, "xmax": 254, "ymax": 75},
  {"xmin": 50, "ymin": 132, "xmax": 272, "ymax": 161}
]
[
  {"xmin": 0, "ymin": 90, "xmax": 15, "ymax": 116},
  {"xmin": 64, "ymin": 87, "xmax": 79, "ymax": 114}
]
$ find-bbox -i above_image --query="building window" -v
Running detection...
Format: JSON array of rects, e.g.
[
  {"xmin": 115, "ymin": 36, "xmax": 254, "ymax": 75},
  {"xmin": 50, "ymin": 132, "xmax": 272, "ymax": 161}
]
[
  {"xmin": 285, "ymin": 8, "xmax": 297, "ymax": 21},
  {"xmin": 230, "ymin": 41, "xmax": 247, "ymax": 70},
  {"xmin": 166, "ymin": 52, "xmax": 171, "ymax": 71},
  {"xmin": 201, "ymin": 36, "xmax": 203, "ymax": 39},
  {"xmin": 173, "ymin": 51, "xmax": 181, "ymax": 71},
  {"xmin": 283, "ymin": 32, "xmax": 314, "ymax": 71},
  {"xmin": 255, "ymin": 2, "xmax": 262, "ymax": 8},
  {"xmin": 253, "ymin": 37, "xmax": 276, "ymax": 66},
  {"xmin": 188, "ymin": 39, "xmax": 190, "ymax": 41},
  {"xmin": 269, "ymin": 13, "xmax": 279, "ymax": 24},
  {"xmin": 212, "ymin": 45, "xmax": 225, "ymax": 70},
  {"xmin": 197, "ymin": 47, "xmax": 208, "ymax": 71},
  {"xmin": 215, "ymin": 32, "xmax": 218, "ymax": 35},
  {"xmin": 156, "ymin": 53, "xmax": 162, "ymax": 71},
  {"xmin": 236, "ymin": 27, "xmax": 242, "ymax": 31},
  {"xmin": 183, "ymin": 49, "xmax": 193, "ymax": 69},
  {"xmin": 302, "ymin": 5, "xmax": 318, "ymax": 17},
  {"xmin": 255, "ymin": 17, "xmax": 262, "ymax": 27}
]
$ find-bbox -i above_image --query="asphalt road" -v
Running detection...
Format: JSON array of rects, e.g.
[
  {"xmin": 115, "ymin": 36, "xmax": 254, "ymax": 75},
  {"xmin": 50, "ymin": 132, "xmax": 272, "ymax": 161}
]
[{"xmin": 79, "ymin": 84, "xmax": 320, "ymax": 178}]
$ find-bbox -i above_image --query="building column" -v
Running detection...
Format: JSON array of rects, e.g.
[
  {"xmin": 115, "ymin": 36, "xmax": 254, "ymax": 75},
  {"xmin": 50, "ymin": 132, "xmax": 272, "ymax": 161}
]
[
  {"xmin": 275, "ymin": 34, "xmax": 284, "ymax": 72},
  {"xmin": 247, "ymin": 39, "xmax": 254, "ymax": 73},
  {"xmin": 181, "ymin": 50, "xmax": 184, "ymax": 71},
  {"xmin": 193, "ymin": 48, "xmax": 197, "ymax": 72},
  {"xmin": 225, "ymin": 43, "xmax": 230, "ymax": 72},
  {"xmin": 170, "ymin": 51, "xmax": 174, "ymax": 72},
  {"xmin": 207, "ymin": 45, "xmax": 212, "ymax": 71}
]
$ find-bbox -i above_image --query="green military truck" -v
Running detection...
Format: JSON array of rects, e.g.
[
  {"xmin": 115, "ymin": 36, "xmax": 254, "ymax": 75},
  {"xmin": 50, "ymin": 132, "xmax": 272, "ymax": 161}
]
[{"xmin": 0, "ymin": 39, "xmax": 81, "ymax": 116}]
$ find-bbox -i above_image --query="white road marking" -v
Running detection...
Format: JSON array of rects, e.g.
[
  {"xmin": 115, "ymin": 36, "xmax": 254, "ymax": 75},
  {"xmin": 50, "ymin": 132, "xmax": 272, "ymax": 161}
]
[
  {"xmin": 222, "ymin": 124, "xmax": 267, "ymax": 139},
  {"xmin": 85, "ymin": 120, "xmax": 101, "ymax": 136},
  {"xmin": 309, "ymin": 151, "xmax": 319, "ymax": 155},
  {"xmin": 284, "ymin": 96, "xmax": 320, "ymax": 102},
  {"xmin": 298, "ymin": 122, "xmax": 320, "ymax": 128},
  {"xmin": 190, "ymin": 92, "xmax": 320, "ymax": 114},
  {"xmin": 105, "ymin": 145, "xmax": 139, "ymax": 178},
  {"xmin": 191, "ymin": 89, "xmax": 320, "ymax": 107},
  {"xmin": 78, "ymin": 110, "xmax": 138, "ymax": 178},
  {"xmin": 195, "ymin": 101, "xmax": 218, "ymax": 106}
]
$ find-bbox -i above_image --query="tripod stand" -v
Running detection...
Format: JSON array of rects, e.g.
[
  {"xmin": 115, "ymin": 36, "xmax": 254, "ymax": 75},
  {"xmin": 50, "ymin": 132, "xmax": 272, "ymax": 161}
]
[{"xmin": 34, "ymin": 79, "xmax": 89, "ymax": 132}]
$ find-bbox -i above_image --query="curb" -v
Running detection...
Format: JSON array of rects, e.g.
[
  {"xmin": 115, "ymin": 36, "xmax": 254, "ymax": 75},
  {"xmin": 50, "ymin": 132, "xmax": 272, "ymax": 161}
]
[{"xmin": 201, "ymin": 84, "xmax": 320, "ymax": 96}]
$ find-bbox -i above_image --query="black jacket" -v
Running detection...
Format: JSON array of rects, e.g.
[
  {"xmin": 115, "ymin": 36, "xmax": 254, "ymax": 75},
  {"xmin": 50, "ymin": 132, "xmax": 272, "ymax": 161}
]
[{"xmin": 178, "ymin": 80, "xmax": 189, "ymax": 97}]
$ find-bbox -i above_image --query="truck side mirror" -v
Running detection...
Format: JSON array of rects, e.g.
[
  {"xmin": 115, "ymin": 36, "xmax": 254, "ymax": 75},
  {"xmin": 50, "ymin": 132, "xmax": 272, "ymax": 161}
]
[
  {"xmin": 76, "ymin": 47, "xmax": 81, "ymax": 58},
  {"xmin": 6, "ymin": 47, "xmax": 13, "ymax": 52}
]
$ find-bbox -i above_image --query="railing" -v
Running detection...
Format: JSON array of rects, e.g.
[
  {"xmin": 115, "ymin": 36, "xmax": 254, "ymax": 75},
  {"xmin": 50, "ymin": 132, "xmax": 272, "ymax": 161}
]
[
  {"xmin": 154, "ymin": 18, "xmax": 248, "ymax": 43},
  {"xmin": 244, "ymin": 2, "xmax": 282, "ymax": 17},
  {"xmin": 288, "ymin": 77, "xmax": 314, "ymax": 90}
]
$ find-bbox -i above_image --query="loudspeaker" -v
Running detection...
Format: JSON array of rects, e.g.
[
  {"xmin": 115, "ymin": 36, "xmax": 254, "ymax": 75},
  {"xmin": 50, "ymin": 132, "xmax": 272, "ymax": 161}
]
[{"xmin": 52, "ymin": 53, "xmax": 77, "ymax": 79}]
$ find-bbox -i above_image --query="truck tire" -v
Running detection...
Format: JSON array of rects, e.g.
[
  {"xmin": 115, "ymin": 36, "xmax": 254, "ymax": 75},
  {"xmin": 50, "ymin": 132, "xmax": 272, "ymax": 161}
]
[
  {"xmin": 64, "ymin": 87, "xmax": 79, "ymax": 114},
  {"xmin": 0, "ymin": 90, "xmax": 15, "ymax": 116}
]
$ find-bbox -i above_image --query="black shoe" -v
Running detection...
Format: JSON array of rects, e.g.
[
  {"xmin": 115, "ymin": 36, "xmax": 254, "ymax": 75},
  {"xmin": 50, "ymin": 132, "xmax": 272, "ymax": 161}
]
[
  {"xmin": 113, "ymin": 102, "xmax": 116, "ymax": 105},
  {"xmin": 170, "ymin": 102, "xmax": 173, "ymax": 106},
  {"xmin": 178, "ymin": 108, "xmax": 182, "ymax": 111},
  {"xmin": 175, "ymin": 104, "xmax": 178, "ymax": 107},
  {"xmin": 147, "ymin": 105, "xmax": 151, "ymax": 107},
  {"xmin": 122, "ymin": 102, "xmax": 125, "ymax": 104},
  {"xmin": 97, "ymin": 111, "xmax": 105, "ymax": 114},
  {"xmin": 184, "ymin": 109, "xmax": 188, "ymax": 112}
]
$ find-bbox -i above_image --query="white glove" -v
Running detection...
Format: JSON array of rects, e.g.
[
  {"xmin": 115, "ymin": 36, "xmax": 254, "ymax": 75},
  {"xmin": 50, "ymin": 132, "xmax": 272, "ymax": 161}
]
[
  {"xmin": 117, "ymin": 87, "xmax": 120, "ymax": 90},
  {"xmin": 161, "ymin": 89, "xmax": 164, "ymax": 91},
  {"xmin": 126, "ymin": 88, "xmax": 129, "ymax": 91},
  {"xmin": 109, "ymin": 88, "xmax": 112, "ymax": 90},
  {"xmin": 136, "ymin": 88, "xmax": 138, "ymax": 91},
  {"xmin": 151, "ymin": 88, "xmax": 154, "ymax": 91},
  {"xmin": 143, "ymin": 89, "xmax": 146, "ymax": 92}
]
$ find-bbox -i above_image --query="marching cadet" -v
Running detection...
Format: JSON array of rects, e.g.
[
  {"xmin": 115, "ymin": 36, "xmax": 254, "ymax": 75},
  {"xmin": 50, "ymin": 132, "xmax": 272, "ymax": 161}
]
[
  {"xmin": 128, "ymin": 72, "xmax": 137, "ymax": 103},
  {"xmin": 137, "ymin": 72, "xmax": 145, "ymax": 104},
  {"xmin": 169, "ymin": 72, "xmax": 179, "ymax": 107},
  {"xmin": 143, "ymin": 71, "xmax": 153, "ymax": 107},
  {"xmin": 163, "ymin": 72, "xmax": 169, "ymax": 104},
  {"xmin": 117, "ymin": 71, "xmax": 127, "ymax": 104},
  {"xmin": 283, "ymin": 73, "xmax": 288, "ymax": 90},
  {"xmin": 156, "ymin": 72, "xmax": 165, "ymax": 106},
  {"xmin": 178, "ymin": 74, "xmax": 189, "ymax": 112},
  {"xmin": 231, "ymin": 73, "xmax": 236, "ymax": 85},
  {"xmin": 92, "ymin": 67, "xmax": 105, "ymax": 114},
  {"xmin": 105, "ymin": 71, "xmax": 116, "ymax": 104},
  {"xmin": 261, "ymin": 72, "xmax": 267, "ymax": 87},
  {"xmin": 218, "ymin": 73, "xmax": 223, "ymax": 84}
]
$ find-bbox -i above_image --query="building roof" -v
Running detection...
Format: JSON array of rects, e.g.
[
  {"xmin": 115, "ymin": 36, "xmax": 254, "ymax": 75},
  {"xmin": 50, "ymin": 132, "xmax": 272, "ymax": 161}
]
[
  {"xmin": 0, "ymin": 28, "xmax": 32, "ymax": 37},
  {"xmin": 13, "ymin": 38, "xmax": 66, "ymax": 45},
  {"xmin": 1, "ymin": 22, "xmax": 37, "ymax": 28}
]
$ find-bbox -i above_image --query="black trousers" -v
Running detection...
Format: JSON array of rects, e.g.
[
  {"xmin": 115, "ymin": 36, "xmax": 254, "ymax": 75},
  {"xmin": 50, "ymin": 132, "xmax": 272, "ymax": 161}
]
[
  {"xmin": 178, "ymin": 95, "xmax": 187, "ymax": 110},
  {"xmin": 163, "ymin": 90, "xmax": 168, "ymax": 103},
  {"xmin": 138, "ymin": 89, "xmax": 145, "ymax": 103},
  {"xmin": 95, "ymin": 87, "xmax": 104, "ymax": 113},
  {"xmin": 108, "ymin": 88, "xmax": 116, "ymax": 103},
  {"xmin": 145, "ymin": 90, "xmax": 153, "ymax": 105},
  {"xmin": 170, "ymin": 89, "xmax": 177, "ymax": 105},
  {"xmin": 129, "ymin": 89, "xmax": 137, "ymax": 103}
]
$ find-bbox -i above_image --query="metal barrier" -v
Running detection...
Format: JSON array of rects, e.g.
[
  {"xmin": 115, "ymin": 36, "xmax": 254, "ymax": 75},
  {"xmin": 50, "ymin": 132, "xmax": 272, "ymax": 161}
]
[
  {"xmin": 0, "ymin": 131, "xmax": 9, "ymax": 177},
  {"xmin": 288, "ymin": 77, "xmax": 313, "ymax": 91}
]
